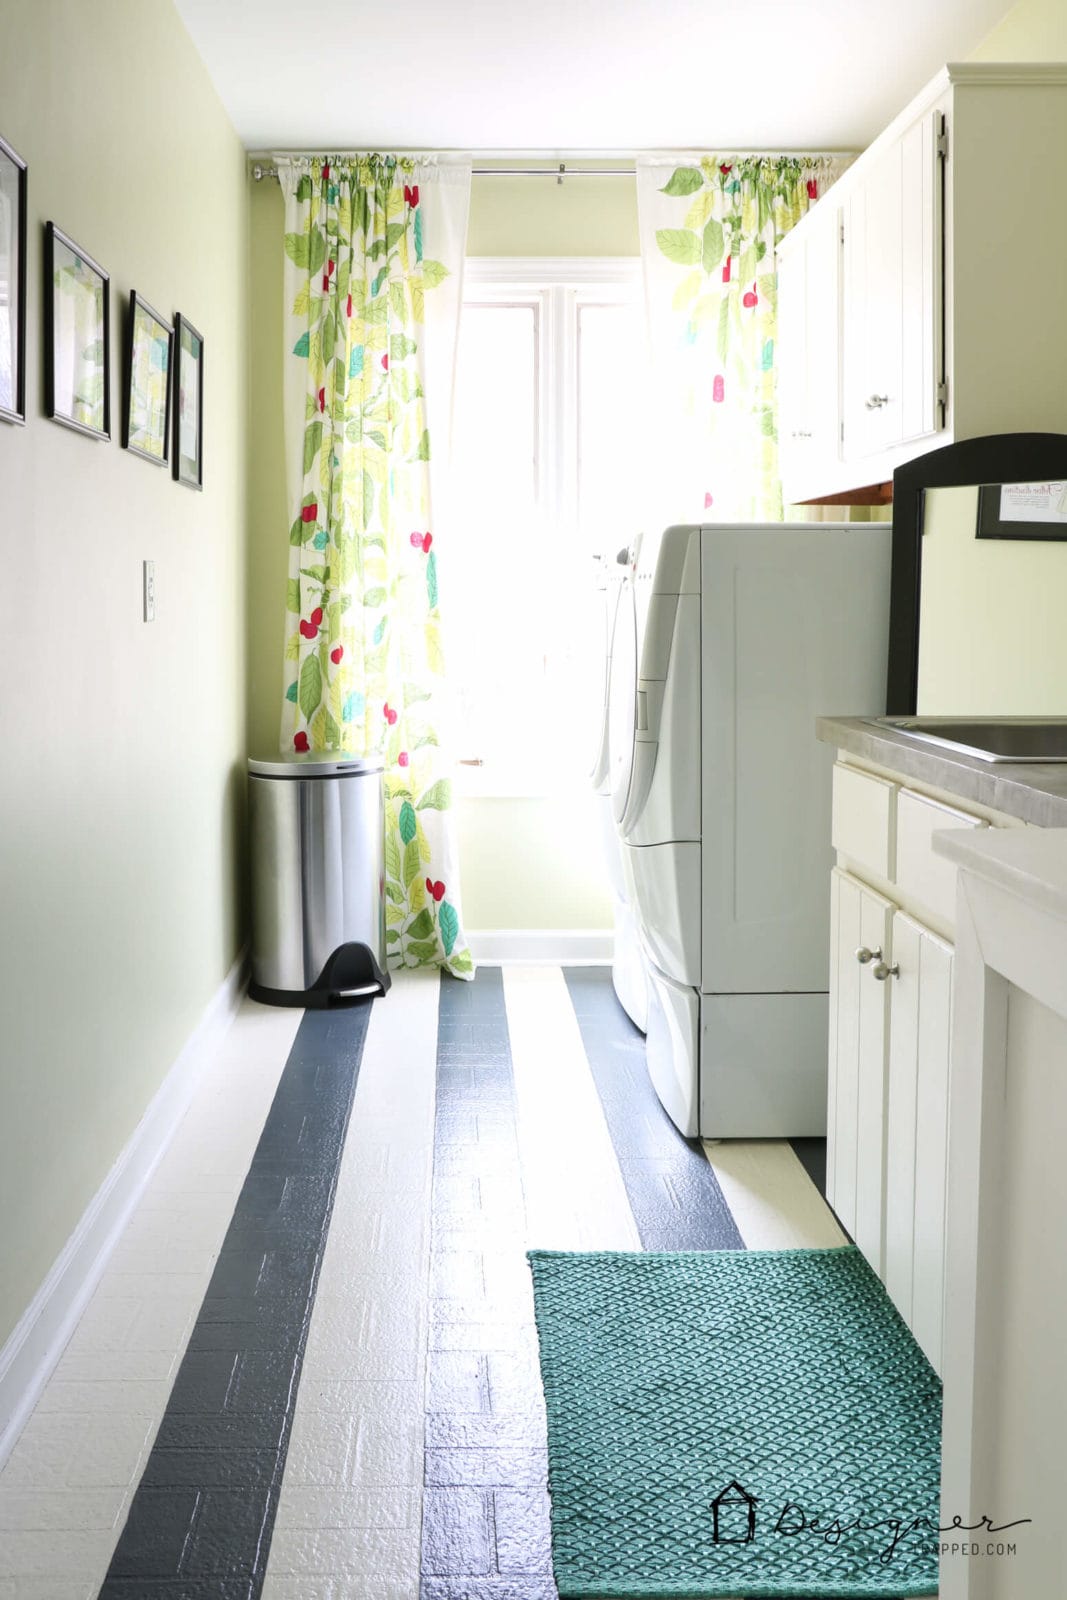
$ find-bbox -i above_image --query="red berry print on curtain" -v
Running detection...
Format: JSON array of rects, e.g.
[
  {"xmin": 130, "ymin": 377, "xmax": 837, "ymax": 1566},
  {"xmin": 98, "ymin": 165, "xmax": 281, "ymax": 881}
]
[{"xmin": 646, "ymin": 153, "xmax": 841, "ymax": 518}]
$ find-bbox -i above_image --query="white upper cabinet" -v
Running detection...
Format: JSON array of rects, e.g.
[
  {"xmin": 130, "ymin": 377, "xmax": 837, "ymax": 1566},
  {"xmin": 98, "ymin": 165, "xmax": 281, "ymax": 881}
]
[
  {"xmin": 842, "ymin": 110, "xmax": 942, "ymax": 462},
  {"xmin": 778, "ymin": 64, "xmax": 1067, "ymax": 505},
  {"xmin": 777, "ymin": 201, "xmax": 841, "ymax": 495}
]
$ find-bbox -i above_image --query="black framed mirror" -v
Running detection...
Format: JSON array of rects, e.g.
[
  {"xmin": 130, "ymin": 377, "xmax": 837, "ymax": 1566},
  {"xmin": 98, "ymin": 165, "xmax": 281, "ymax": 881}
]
[{"xmin": 887, "ymin": 432, "xmax": 1067, "ymax": 714}]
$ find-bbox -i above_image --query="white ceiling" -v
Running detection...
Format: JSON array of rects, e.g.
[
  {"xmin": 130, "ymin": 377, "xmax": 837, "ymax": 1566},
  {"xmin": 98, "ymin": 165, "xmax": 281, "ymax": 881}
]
[{"xmin": 174, "ymin": 0, "xmax": 1012, "ymax": 153}]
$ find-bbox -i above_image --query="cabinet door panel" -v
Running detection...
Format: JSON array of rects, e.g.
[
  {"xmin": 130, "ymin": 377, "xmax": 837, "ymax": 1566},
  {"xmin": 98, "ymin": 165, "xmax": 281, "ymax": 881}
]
[
  {"xmin": 828, "ymin": 868, "xmax": 892, "ymax": 1271},
  {"xmin": 899, "ymin": 112, "xmax": 941, "ymax": 445},
  {"xmin": 844, "ymin": 145, "xmax": 902, "ymax": 459},
  {"xmin": 910, "ymin": 927, "xmax": 953, "ymax": 1372},
  {"xmin": 776, "ymin": 239, "xmax": 807, "ymax": 489},
  {"xmin": 843, "ymin": 110, "xmax": 943, "ymax": 462},
  {"xmin": 885, "ymin": 915, "xmax": 921, "ymax": 1321},
  {"xmin": 828, "ymin": 868, "xmax": 860, "ymax": 1235},
  {"xmin": 778, "ymin": 209, "xmax": 841, "ymax": 502},
  {"xmin": 805, "ymin": 210, "xmax": 842, "ymax": 466},
  {"xmin": 885, "ymin": 910, "xmax": 953, "ymax": 1375},
  {"xmin": 854, "ymin": 888, "xmax": 892, "ymax": 1272}
]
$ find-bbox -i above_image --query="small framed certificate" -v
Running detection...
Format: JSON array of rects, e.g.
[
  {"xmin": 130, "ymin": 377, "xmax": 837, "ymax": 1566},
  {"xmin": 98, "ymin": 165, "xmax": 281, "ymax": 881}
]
[{"xmin": 976, "ymin": 481, "xmax": 1067, "ymax": 540}]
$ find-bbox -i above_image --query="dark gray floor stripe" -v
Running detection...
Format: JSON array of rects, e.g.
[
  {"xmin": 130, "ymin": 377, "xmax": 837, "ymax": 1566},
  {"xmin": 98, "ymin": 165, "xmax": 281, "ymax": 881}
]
[
  {"xmin": 790, "ymin": 1136, "xmax": 828, "ymax": 1197},
  {"xmin": 562, "ymin": 967, "xmax": 745, "ymax": 1251},
  {"xmin": 97, "ymin": 1002, "xmax": 374, "ymax": 1600},
  {"xmin": 421, "ymin": 970, "xmax": 556, "ymax": 1600}
]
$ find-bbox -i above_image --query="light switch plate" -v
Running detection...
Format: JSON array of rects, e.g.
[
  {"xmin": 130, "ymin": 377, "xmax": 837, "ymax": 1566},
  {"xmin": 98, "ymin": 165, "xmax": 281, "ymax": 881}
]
[{"xmin": 143, "ymin": 560, "xmax": 156, "ymax": 622}]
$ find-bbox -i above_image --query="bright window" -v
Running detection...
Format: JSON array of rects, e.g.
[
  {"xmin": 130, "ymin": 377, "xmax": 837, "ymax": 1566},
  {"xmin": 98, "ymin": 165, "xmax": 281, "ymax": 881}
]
[{"xmin": 448, "ymin": 260, "xmax": 645, "ymax": 794}]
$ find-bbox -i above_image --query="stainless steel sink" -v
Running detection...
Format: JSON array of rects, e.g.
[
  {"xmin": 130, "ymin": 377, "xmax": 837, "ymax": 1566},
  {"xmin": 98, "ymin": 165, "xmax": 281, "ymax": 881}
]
[{"xmin": 865, "ymin": 716, "xmax": 1067, "ymax": 763}]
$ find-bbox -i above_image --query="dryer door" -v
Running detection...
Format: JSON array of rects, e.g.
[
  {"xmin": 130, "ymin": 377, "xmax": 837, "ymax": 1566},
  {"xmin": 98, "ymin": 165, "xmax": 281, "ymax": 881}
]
[
  {"xmin": 591, "ymin": 560, "xmax": 626, "ymax": 794},
  {"xmin": 608, "ymin": 576, "xmax": 638, "ymax": 826}
]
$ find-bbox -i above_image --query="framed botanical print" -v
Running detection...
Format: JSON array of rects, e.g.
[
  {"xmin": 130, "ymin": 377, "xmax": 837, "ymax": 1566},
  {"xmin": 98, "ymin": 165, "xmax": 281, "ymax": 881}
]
[
  {"xmin": 173, "ymin": 313, "xmax": 203, "ymax": 489},
  {"xmin": 124, "ymin": 292, "xmax": 173, "ymax": 464},
  {"xmin": 45, "ymin": 221, "xmax": 110, "ymax": 439},
  {"xmin": 0, "ymin": 133, "xmax": 27, "ymax": 425}
]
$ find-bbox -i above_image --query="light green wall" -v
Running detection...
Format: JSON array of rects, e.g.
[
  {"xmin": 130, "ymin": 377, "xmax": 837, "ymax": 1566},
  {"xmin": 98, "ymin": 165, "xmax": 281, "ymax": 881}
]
[
  {"xmin": 918, "ymin": 486, "xmax": 1067, "ymax": 714},
  {"xmin": 467, "ymin": 172, "xmax": 639, "ymax": 257},
  {"xmin": 971, "ymin": 0, "xmax": 1067, "ymax": 58},
  {"xmin": 456, "ymin": 794, "xmax": 614, "ymax": 930},
  {"xmin": 0, "ymin": 0, "xmax": 249, "ymax": 1348},
  {"xmin": 248, "ymin": 179, "xmax": 289, "ymax": 758}
]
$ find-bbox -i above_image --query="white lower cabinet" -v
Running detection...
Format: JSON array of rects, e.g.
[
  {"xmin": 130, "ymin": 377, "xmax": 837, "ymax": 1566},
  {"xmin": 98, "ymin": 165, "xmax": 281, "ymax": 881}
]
[
  {"xmin": 884, "ymin": 912, "xmax": 953, "ymax": 1372},
  {"xmin": 828, "ymin": 868, "xmax": 891, "ymax": 1275},
  {"xmin": 828, "ymin": 791, "xmax": 959, "ymax": 1377}
]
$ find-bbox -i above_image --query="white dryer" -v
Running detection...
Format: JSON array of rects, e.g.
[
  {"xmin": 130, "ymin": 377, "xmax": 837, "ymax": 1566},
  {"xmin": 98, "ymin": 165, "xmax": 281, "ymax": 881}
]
[
  {"xmin": 592, "ymin": 547, "xmax": 650, "ymax": 1032},
  {"xmin": 608, "ymin": 522, "xmax": 891, "ymax": 1138}
]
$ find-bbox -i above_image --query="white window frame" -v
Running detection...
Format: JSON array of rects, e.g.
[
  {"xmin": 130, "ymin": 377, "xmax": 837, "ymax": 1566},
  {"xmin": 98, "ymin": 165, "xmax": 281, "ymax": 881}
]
[{"xmin": 453, "ymin": 257, "xmax": 643, "ymax": 797}]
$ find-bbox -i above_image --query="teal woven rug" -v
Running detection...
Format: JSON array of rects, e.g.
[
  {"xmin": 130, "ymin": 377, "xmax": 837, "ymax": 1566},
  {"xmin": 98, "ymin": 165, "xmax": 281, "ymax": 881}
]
[{"xmin": 527, "ymin": 1247, "xmax": 941, "ymax": 1598}]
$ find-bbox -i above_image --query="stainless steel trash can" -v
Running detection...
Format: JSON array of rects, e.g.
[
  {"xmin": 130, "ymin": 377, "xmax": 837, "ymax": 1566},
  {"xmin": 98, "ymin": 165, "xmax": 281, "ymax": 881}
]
[{"xmin": 248, "ymin": 751, "xmax": 390, "ymax": 1005}]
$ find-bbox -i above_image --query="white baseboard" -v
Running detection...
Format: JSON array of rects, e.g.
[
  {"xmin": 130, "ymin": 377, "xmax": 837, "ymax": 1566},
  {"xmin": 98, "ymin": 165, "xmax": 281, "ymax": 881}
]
[
  {"xmin": 468, "ymin": 929, "xmax": 614, "ymax": 965},
  {"xmin": 0, "ymin": 948, "xmax": 248, "ymax": 1467}
]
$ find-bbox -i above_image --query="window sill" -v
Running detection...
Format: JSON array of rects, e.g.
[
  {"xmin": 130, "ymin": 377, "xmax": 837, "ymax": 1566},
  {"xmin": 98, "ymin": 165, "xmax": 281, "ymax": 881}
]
[{"xmin": 454, "ymin": 764, "xmax": 594, "ymax": 801}]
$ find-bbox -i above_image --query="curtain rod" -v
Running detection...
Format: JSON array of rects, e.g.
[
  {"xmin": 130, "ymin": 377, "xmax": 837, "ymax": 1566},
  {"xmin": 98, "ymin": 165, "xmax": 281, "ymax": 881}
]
[
  {"xmin": 251, "ymin": 162, "xmax": 634, "ymax": 182},
  {"xmin": 250, "ymin": 152, "xmax": 849, "ymax": 184}
]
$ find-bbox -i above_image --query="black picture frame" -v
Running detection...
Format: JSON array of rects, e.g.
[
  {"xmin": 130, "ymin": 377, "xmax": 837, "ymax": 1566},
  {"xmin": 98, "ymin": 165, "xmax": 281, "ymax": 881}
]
[
  {"xmin": 173, "ymin": 312, "xmax": 203, "ymax": 489},
  {"xmin": 976, "ymin": 481, "xmax": 1067, "ymax": 541},
  {"xmin": 123, "ymin": 291, "xmax": 173, "ymax": 466},
  {"xmin": 887, "ymin": 433, "xmax": 1067, "ymax": 713},
  {"xmin": 0, "ymin": 133, "xmax": 27, "ymax": 426},
  {"xmin": 44, "ymin": 221, "xmax": 111, "ymax": 440}
]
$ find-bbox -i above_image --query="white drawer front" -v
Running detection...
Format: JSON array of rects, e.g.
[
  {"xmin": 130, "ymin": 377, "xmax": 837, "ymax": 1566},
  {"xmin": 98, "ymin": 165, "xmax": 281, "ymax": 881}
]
[
  {"xmin": 895, "ymin": 789, "xmax": 986, "ymax": 931},
  {"xmin": 831, "ymin": 763, "xmax": 896, "ymax": 882}
]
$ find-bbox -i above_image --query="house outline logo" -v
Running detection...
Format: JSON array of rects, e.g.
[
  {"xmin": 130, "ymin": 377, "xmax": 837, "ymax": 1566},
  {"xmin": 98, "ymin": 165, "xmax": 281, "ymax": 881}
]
[{"xmin": 710, "ymin": 1480, "xmax": 759, "ymax": 1544}]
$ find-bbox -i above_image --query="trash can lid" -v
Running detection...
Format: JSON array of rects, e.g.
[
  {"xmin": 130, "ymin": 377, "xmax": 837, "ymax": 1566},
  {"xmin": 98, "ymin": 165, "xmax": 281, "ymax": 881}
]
[{"xmin": 248, "ymin": 750, "xmax": 385, "ymax": 778}]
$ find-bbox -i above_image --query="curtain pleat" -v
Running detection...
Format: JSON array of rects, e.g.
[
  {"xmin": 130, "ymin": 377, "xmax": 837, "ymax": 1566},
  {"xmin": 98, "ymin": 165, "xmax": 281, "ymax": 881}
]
[
  {"xmin": 637, "ymin": 155, "xmax": 849, "ymax": 523},
  {"xmin": 279, "ymin": 155, "xmax": 474, "ymax": 978}
]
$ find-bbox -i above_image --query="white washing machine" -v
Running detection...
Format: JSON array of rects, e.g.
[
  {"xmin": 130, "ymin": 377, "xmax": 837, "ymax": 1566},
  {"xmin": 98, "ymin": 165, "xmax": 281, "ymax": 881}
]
[
  {"xmin": 592, "ymin": 547, "xmax": 650, "ymax": 1033},
  {"xmin": 608, "ymin": 522, "xmax": 892, "ymax": 1138}
]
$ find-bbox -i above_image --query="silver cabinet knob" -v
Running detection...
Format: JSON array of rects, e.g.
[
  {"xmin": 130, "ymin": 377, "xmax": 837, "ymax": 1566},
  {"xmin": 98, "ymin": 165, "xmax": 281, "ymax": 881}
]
[
  {"xmin": 855, "ymin": 946, "xmax": 882, "ymax": 965},
  {"xmin": 865, "ymin": 393, "xmax": 889, "ymax": 410},
  {"xmin": 872, "ymin": 961, "xmax": 900, "ymax": 981}
]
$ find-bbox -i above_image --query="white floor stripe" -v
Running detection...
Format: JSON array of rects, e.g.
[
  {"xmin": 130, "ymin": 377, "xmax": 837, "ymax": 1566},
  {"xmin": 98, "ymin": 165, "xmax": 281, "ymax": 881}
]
[
  {"xmin": 0, "ymin": 998, "xmax": 301, "ymax": 1598},
  {"xmin": 701, "ymin": 1140, "xmax": 847, "ymax": 1250},
  {"xmin": 0, "ymin": 967, "xmax": 856, "ymax": 1600},
  {"xmin": 504, "ymin": 966, "xmax": 641, "ymax": 1252},
  {"xmin": 265, "ymin": 970, "xmax": 440, "ymax": 1600}
]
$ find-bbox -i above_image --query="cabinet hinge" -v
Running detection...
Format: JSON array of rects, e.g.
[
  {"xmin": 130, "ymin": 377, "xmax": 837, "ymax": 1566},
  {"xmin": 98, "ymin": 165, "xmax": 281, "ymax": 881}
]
[
  {"xmin": 936, "ymin": 378, "xmax": 949, "ymax": 426},
  {"xmin": 839, "ymin": 220, "xmax": 845, "ymax": 246},
  {"xmin": 840, "ymin": 419, "xmax": 845, "ymax": 445},
  {"xmin": 936, "ymin": 115, "xmax": 949, "ymax": 161}
]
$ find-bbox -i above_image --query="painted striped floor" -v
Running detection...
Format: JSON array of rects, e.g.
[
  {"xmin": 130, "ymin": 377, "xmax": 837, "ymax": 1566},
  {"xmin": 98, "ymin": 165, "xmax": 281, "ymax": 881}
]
[{"xmin": 0, "ymin": 967, "xmax": 845, "ymax": 1600}]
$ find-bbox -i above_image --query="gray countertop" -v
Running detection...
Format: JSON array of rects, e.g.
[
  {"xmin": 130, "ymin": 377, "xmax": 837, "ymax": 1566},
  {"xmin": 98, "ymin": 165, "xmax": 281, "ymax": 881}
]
[{"xmin": 817, "ymin": 716, "xmax": 1067, "ymax": 829}]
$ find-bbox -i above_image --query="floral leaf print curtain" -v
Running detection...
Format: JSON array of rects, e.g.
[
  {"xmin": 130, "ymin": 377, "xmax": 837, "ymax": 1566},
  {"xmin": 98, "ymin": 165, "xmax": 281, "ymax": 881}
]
[
  {"xmin": 279, "ymin": 155, "xmax": 474, "ymax": 978},
  {"xmin": 636, "ymin": 155, "xmax": 847, "ymax": 522}
]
